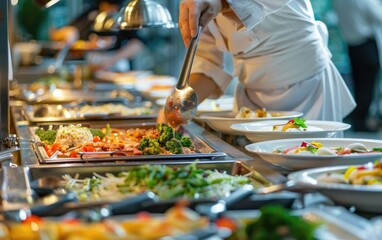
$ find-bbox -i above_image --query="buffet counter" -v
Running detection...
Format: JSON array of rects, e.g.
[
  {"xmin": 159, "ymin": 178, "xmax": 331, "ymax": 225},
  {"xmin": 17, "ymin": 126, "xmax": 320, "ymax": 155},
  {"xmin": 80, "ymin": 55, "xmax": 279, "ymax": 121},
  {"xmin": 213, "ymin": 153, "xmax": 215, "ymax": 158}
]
[{"xmin": 9, "ymin": 101, "xmax": 287, "ymax": 184}]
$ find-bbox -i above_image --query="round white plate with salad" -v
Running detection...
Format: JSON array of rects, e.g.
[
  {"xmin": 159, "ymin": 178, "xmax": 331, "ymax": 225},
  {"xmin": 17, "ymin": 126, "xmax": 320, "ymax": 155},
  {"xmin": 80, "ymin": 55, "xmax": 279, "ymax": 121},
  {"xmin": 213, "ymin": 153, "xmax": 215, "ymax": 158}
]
[
  {"xmin": 231, "ymin": 119, "xmax": 350, "ymax": 142},
  {"xmin": 289, "ymin": 162, "xmax": 382, "ymax": 213},
  {"xmin": 195, "ymin": 109, "xmax": 303, "ymax": 135},
  {"xmin": 245, "ymin": 138, "xmax": 382, "ymax": 170}
]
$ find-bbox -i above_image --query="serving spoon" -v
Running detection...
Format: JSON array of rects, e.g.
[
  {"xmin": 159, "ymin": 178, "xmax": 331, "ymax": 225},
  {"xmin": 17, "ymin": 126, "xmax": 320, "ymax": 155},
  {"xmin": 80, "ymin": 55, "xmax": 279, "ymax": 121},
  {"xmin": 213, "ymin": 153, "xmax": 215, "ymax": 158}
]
[{"xmin": 165, "ymin": 26, "xmax": 202, "ymax": 129}]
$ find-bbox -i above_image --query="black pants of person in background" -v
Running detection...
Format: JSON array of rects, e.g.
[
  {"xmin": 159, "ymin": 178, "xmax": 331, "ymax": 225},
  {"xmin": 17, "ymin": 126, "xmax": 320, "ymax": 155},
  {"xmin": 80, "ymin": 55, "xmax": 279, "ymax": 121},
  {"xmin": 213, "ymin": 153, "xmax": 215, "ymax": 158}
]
[{"xmin": 348, "ymin": 38, "xmax": 381, "ymax": 132}]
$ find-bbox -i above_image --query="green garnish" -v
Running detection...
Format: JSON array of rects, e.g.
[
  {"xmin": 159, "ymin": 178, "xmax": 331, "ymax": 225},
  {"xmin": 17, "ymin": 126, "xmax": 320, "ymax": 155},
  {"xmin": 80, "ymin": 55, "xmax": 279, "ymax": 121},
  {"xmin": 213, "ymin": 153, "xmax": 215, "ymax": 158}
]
[
  {"xmin": 293, "ymin": 117, "xmax": 307, "ymax": 128},
  {"xmin": 244, "ymin": 205, "xmax": 318, "ymax": 240},
  {"xmin": 64, "ymin": 163, "xmax": 255, "ymax": 200},
  {"xmin": 306, "ymin": 144, "xmax": 318, "ymax": 153},
  {"xmin": 89, "ymin": 128, "xmax": 105, "ymax": 138},
  {"xmin": 138, "ymin": 123, "xmax": 193, "ymax": 155},
  {"xmin": 372, "ymin": 148, "xmax": 382, "ymax": 152},
  {"xmin": 35, "ymin": 128, "xmax": 57, "ymax": 144}
]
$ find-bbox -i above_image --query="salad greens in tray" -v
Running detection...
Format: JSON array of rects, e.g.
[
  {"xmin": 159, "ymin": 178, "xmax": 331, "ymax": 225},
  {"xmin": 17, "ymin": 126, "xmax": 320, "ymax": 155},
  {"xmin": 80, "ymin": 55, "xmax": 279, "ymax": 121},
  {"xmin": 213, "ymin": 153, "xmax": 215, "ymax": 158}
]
[{"xmin": 63, "ymin": 163, "xmax": 264, "ymax": 202}]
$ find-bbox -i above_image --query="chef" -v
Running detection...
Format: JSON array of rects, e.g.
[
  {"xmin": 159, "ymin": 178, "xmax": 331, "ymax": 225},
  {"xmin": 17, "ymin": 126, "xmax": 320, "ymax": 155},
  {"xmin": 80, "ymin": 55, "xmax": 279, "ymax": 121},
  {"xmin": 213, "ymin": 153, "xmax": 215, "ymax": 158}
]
[
  {"xmin": 162, "ymin": 0, "xmax": 356, "ymax": 123},
  {"xmin": 333, "ymin": 0, "xmax": 382, "ymax": 132}
]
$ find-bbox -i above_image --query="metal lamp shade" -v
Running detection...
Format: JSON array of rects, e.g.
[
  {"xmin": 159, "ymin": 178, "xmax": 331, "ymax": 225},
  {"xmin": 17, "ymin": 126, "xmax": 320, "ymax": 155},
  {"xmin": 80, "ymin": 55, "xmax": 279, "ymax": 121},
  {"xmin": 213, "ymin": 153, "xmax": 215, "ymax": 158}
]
[{"xmin": 118, "ymin": 0, "xmax": 177, "ymax": 30}]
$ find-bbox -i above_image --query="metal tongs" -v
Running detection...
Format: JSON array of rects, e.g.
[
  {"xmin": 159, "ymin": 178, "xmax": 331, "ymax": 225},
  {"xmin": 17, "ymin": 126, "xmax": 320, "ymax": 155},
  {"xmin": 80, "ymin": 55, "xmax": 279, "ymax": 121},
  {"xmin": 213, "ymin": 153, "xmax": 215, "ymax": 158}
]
[{"xmin": 164, "ymin": 26, "xmax": 203, "ymax": 128}]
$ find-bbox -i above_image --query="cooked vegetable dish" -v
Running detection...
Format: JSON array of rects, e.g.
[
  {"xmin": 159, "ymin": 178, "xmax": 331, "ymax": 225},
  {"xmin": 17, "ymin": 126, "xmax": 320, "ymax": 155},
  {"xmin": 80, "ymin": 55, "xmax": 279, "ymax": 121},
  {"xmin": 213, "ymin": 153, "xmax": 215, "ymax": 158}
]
[{"xmin": 35, "ymin": 123, "xmax": 194, "ymax": 158}]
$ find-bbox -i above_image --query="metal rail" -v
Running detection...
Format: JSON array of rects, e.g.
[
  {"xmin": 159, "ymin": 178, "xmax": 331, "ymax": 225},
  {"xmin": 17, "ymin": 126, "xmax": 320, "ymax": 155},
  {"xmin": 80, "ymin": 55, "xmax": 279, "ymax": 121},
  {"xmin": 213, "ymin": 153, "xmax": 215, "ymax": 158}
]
[{"xmin": 0, "ymin": 0, "xmax": 9, "ymax": 151}]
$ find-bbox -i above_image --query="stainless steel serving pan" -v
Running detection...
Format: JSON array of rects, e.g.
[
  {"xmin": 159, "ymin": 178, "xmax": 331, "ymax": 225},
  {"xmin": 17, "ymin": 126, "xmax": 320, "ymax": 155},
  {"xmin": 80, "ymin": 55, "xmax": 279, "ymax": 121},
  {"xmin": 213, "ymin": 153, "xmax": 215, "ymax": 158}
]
[
  {"xmin": 26, "ymin": 160, "xmax": 294, "ymax": 217},
  {"xmin": 23, "ymin": 98, "xmax": 158, "ymax": 123},
  {"xmin": 30, "ymin": 122, "xmax": 227, "ymax": 164}
]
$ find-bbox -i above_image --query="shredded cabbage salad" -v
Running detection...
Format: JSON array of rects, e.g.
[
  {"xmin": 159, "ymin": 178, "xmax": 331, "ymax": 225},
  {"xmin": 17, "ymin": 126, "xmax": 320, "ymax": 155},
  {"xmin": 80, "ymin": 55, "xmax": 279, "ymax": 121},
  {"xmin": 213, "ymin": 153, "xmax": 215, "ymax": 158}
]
[{"xmin": 63, "ymin": 163, "xmax": 256, "ymax": 202}]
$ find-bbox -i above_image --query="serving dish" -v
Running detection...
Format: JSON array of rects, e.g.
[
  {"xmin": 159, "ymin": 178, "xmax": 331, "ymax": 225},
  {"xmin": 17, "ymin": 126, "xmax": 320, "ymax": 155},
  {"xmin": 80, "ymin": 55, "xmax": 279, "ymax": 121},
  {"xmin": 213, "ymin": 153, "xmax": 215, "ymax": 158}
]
[
  {"xmin": 225, "ymin": 205, "xmax": 374, "ymax": 240},
  {"xmin": 26, "ymin": 161, "xmax": 296, "ymax": 217},
  {"xmin": 196, "ymin": 111, "xmax": 303, "ymax": 135},
  {"xmin": 23, "ymin": 98, "xmax": 157, "ymax": 123},
  {"xmin": 30, "ymin": 123, "xmax": 227, "ymax": 164},
  {"xmin": 231, "ymin": 120, "xmax": 350, "ymax": 141},
  {"xmin": 245, "ymin": 138, "xmax": 382, "ymax": 170},
  {"xmin": 289, "ymin": 164, "xmax": 382, "ymax": 213}
]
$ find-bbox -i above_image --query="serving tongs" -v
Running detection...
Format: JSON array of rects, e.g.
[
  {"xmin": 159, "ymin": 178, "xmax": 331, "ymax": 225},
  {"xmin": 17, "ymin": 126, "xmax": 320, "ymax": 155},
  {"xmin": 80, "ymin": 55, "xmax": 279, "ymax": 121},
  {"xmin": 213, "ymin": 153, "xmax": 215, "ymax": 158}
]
[
  {"xmin": 165, "ymin": 26, "xmax": 203, "ymax": 128},
  {"xmin": 196, "ymin": 185, "xmax": 254, "ymax": 221}
]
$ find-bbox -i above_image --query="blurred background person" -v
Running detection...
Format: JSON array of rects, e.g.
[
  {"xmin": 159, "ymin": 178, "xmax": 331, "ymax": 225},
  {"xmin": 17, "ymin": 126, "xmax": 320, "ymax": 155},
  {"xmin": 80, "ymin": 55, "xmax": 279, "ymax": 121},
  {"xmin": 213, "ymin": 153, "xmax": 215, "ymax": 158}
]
[
  {"xmin": 333, "ymin": 0, "xmax": 382, "ymax": 132},
  {"xmin": 17, "ymin": 0, "xmax": 144, "ymax": 72}
]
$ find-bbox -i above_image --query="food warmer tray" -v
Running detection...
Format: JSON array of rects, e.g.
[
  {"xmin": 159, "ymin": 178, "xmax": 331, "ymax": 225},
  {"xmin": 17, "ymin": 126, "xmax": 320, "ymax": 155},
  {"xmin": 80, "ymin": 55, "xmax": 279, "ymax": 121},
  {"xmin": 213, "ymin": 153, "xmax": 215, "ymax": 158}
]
[
  {"xmin": 30, "ymin": 123, "xmax": 228, "ymax": 164},
  {"xmin": 26, "ymin": 160, "xmax": 297, "ymax": 217},
  {"xmin": 23, "ymin": 98, "xmax": 158, "ymax": 123}
]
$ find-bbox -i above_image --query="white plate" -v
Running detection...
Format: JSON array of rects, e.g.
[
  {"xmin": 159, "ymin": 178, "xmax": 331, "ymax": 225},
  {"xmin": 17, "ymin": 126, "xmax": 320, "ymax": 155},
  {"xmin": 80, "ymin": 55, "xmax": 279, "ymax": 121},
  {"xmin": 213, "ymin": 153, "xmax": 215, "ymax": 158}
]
[
  {"xmin": 289, "ymin": 164, "xmax": 382, "ymax": 213},
  {"xmin": 231, "ymin": 120, "xmax": 350, "ymax": 141},
  {"xmin": 196, "ymin": 96, "xmax": 234, "ymax": 114},
  {"xmin": 195, "ymin": 111, "xmax": 303, "ymax": 135},
  {"xmin": 245, "ymin": 138, "xmax": 382, "ymax": 170},
  {"xmin": 156, "ymin": 95, "xmax": 234, "ymax": 114}
]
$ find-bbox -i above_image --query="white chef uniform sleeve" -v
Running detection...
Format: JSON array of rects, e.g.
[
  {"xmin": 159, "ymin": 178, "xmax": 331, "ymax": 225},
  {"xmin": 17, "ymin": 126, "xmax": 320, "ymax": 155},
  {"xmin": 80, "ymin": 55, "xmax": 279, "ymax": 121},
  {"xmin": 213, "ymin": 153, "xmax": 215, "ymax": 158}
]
[
  {"xmin": 191, "ymin": 27, "xmax": 233, "ymax": 97},
  {"xmin": 226, "ymin": 0, "xmax": 293, "ymax": 29}
]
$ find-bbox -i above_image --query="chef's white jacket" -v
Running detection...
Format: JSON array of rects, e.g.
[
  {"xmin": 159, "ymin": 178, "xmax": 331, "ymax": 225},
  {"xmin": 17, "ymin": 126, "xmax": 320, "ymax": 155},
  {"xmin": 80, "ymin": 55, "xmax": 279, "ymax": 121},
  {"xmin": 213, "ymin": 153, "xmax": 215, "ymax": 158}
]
[{"xmin": 192, "ymin": 0, "xmax": 356, "ymax": 121}]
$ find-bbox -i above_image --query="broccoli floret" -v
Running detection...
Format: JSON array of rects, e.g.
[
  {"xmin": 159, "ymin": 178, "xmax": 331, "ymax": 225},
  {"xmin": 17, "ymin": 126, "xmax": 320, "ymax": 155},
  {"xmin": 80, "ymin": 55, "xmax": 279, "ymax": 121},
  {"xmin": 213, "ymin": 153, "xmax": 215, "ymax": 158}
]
[
  {"xmin": 140, "ymin": 138, "xmax": 162, "ymax": 155},
  {"xmin": 89, "ymin": 128, "xmax": 105, "ymax": 138},
  {"xmin": 158, "ymin": 125, "xmax": 174, "ymax": 146},
  {"xmin": 180, "ymin": 136, "xmax": 192, "ymax": 148},
  {"xmin": 156, "ymin": 123, "xmax": 165, "ymax": 133},
  {"xmin": 166, "ymin": 139, "xmax": 183, "ymax": 154},
  {"xmin": 138, "ymin": 137, "xmax": 150, "ymax": 151},
  {"xmin": 35, "ymin": 128, "xmax": 57, "ymax": 144},
  {"xmin": 173, "ymin": 131, "xmax": 182, "ymax": 140}
]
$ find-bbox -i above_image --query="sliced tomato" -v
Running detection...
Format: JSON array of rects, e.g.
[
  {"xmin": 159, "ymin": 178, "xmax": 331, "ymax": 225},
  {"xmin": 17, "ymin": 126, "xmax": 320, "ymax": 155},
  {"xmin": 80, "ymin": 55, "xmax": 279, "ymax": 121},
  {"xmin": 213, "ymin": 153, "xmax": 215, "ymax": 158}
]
[
  {"xmin": 62, "ymin": 218, "xmax": 80, "ymax": 225},
  {"xmin": 281, "ymin": 145, "xmax": 298, "ymax": 154},
  {"xmin": 136, "ymin": 211, "xmax": 151, "ymax": 220},
  {"xmin": 44, "ymin": 144, "xmax": 52, "ymax": 152},
  {"xmin": 82, "ymin": 146, "xmax": 95, "ymax": 152},
  {"xmin": 337, "ymin": 148, "xmax": 351, "ymax": 155},
  {"xmin": 23, "ymin": 215, "xmax": 43, "ymax": 224},
  {"xmin": 69, "ymin": 151, "xmax": 78, "ymax": 158},
  {"xmin": 93, "ymin": 136, "xmax": 102, "ymax": 142},
  {"xmin": 51, "ymin": 143, "xmax": 61, "ymax": 152},
  {"xmin": 216, "ymin": 217, "xmax": 237, "ymax": 231},
  {"xmin": 46, "ymin": 149, "xmax": 54, "ymax": 157}
]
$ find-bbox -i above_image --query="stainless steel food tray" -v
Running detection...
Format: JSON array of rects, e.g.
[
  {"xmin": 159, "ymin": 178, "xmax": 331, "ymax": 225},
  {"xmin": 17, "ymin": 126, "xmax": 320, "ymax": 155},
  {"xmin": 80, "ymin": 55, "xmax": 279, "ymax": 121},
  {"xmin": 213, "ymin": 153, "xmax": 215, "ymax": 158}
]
[
  {"xmin": 26, "ymin": 160, "xmax": 285, "ymax": 217},
  {"xmin": 23, "ymin": 98, "xmax": 158, "ymax": 123},
  {"xmin": 30, "ymin": 123, "xmax": 228, "ymax": 164}
]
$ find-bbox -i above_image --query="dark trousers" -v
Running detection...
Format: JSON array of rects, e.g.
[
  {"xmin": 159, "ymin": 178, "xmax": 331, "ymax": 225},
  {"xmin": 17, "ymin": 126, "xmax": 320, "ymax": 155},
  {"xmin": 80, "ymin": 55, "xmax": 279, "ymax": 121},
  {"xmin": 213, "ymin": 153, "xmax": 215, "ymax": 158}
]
[{"xmin": 348, "ymin": 38, "xmax": 380, "ymax": 130}]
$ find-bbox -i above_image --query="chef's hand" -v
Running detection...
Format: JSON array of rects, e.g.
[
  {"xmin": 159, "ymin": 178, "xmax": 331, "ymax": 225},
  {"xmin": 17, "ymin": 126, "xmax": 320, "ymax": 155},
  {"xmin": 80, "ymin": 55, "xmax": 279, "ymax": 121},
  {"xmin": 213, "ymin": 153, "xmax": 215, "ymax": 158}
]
[{"xmin": 179, "ymin": 0, "xmax": 228, "ymax": 47}]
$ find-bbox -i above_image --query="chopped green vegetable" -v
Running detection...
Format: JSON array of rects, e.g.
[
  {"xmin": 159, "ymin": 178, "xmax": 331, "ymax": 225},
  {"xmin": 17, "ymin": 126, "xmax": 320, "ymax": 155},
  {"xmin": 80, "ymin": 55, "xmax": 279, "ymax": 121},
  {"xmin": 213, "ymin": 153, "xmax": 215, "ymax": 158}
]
[
  {"xmin": 35, "ymin": 128, "xmax": 57, "ymax": 144},
  {"xmin": 63, "ymin": 163, "xmax": 255, "ymax": 201},
  {"xmin": 180, "ymin": 136, "xmax": 192, "ymax": 148},
  {"xmin": 244, "ymin": 205, "xmax": 318, "ymax": 240},
  {"xmin": 372, "ymin": 148, "xmax": 382, "ymax": 152},
  {"xmin": 89, "ymin": 128, "xmax": 105, "ymax": 138},
  {"xmin": 306, "ymin": 144, "xmax": 318, "ymax": 153},
  {"xmin": 139, "ymin": 137, "xmax": 162, "ymax": 155},
  {"xmin": 138, "ymin": 123, "xmax": 194, "ymax": 155},
  {"xmin": 105, "ymin": 123, "xmax": 111, "ymax": 137},
  {"xmin": 166, "ymin": 139, "xmax": 183, "ymax": 154},
  {"xmin": 293, "ymin": 117, "xmax": 307, "ymax": 128}
]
